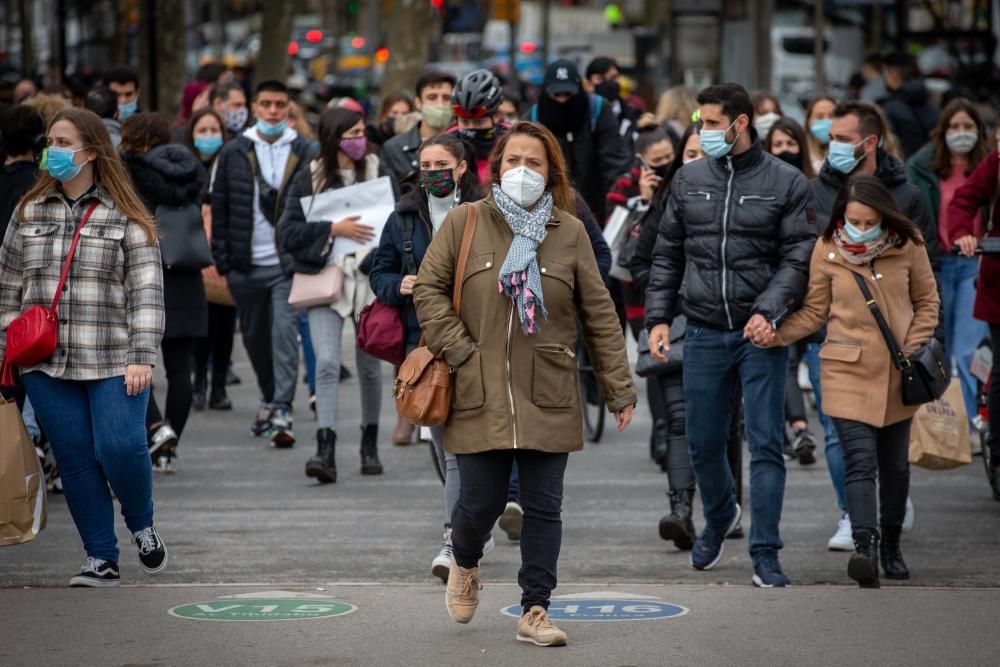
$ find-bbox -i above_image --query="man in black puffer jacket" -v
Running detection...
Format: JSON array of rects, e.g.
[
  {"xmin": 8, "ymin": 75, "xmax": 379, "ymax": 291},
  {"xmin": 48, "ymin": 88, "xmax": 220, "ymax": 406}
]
[
  {"xmin": 211, "ymin": 80, "xmax": 314, "ymax": 446},
  {"xmin": 645, "ymin": 83, "xmax": 815, "ymax": 589},
  {"xmin": 880, "ymin": 53, "xmax": 939, "ymax": 159}
]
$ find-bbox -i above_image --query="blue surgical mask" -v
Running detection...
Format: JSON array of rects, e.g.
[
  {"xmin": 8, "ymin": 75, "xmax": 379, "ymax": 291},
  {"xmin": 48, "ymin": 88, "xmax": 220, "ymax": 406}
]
[
  {"xmin": 810, "ymin": 119, "xmax": 832, "ymax": 144},
  {"xmin": 194, "ymin": 135, "xmax": 224, "ymax": 157},
  {"xmin": 827, "ymin": 140, "xmax": 864, "ymax": 174},
  {"xmin": 118, "ymin": 101, "xmax": 138, "ymax": 120},
  {"xmin": 700, "ymin": 120, "xmax": 739, "ymax": 159},
  {"xmin": 256, "ymin": 119, "xmax": 287, "ymax": 137},
  {"xmin": 45, "ymin": 146, "xmax": 87, "ymax": 182},
  {"xmin": 843, "ymin": 219, "xmax": 883, "ymax": 244}
]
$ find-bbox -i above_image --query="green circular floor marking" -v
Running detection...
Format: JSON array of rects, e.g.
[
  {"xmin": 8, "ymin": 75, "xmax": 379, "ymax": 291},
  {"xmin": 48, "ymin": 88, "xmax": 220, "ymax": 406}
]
[{"xmin": 168, "ymin": 598, "xmax": 356, "ymax": 622}]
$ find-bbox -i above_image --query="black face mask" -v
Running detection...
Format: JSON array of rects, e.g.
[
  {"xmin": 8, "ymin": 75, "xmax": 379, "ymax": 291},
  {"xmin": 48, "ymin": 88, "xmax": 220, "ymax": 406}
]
[
  {"xmin": 651, "ymin": 164, "xmax": 671, "ymax": 180},
  {"xmin": 595, "ymin": 80, "xmax": 621, "ymax": 102},
  {"xmin": 458, "ymin": 125, "xmax": 497, "ymax": 161},
  {"xmin": 774, "ymin": 150, "xmax": 804, "ymax": 171}
]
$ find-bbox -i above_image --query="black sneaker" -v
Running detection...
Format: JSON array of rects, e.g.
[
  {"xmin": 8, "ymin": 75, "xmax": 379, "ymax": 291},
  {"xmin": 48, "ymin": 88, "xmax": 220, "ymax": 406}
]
[
  {"xmin": 70, "ymin": 557, "xmax": 121, "ymax": 588},
  {"xmin": 132, "ymin": 526, "xmax": 168, "ymax": 574},
  {"xmin": 691, "ymin": 504, "xmax": 741, "ymax": 571},
  {"xmin": 251, "ymin": 405, "xmax": 273, "ymax": 437},
  {"xmin": 791, "ymin": 428, "xmax": 817, "ymax": 465}
]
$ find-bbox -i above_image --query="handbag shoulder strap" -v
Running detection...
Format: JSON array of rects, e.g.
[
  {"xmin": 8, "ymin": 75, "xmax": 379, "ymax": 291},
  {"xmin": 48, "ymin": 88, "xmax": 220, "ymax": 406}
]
[
  {"xmin": 50, "ymin": 201, "xmax": 99, "ymax": 314},
  {"xmin": 851, "ymin": 271, "xmax": 906, "ymax": 370},
  {"xmin": 451, "ymin": 202, "xmax": 478, "ymax": 314}
]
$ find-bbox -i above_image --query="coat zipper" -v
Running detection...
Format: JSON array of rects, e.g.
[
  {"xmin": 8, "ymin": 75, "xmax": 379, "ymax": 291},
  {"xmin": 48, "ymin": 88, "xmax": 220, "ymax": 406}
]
[
  {"xmin": 721, "ymin": 156, "xmax": 735, "ymax": 329},
  {"xmin": 505, "ymin": 302, "xmax": 518, "ymax": 449},
  {"xmin": 739, "ymin": 195, "xmax": 776, "ymax": 205},
  {"xmin": 687, "ymin": 191, "xmax": 712, "ymax": 200}
]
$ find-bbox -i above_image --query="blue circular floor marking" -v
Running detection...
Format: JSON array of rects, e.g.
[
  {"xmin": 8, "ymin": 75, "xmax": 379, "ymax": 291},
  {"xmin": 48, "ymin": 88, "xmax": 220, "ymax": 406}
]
[{"xmin": 501, "ymin": 597, "xmax": 688, "ymax": 622}]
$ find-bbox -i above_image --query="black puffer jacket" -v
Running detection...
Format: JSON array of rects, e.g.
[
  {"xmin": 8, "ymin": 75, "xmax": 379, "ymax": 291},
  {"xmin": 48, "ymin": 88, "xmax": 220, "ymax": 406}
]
[
  {"xmin": 645, "ymin": 140, "xmax": 815, "ymax": 331},
  {"xmin": 210, "ymin": 133, "xmax": 314, "ymax": 276},
  {"xmin": 881, "ymin": 81, "xmax": 939, "ymax": 159},
  {"xmin": 809, "ymin": 150, "xmax": 939, "ymax": 272},
  {"xmin": 379, "ymin": 123, "xmax": 423, "ymax": 193},
  {"xmin": 125, "ymin": 144, "xmax": 208, "ymax": 339}
]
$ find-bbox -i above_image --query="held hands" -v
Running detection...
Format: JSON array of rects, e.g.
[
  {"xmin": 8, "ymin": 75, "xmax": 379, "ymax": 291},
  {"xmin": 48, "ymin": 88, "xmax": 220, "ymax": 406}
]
[
  {"xmin": 399, "ymin": 274, "xmax": 418, "ymax": 296},
  {"xmin": 744, "ymin": 314, "xmax": 777, "ymax": 348},
  {"xmin": 954, "ymin": 235, "xmax": 978, "ymax": 258},
  {"xmin": 638, "ymin": 168, "xmax": 662, "ymax": 203},
  {"xmin": 124, "ymin": 364, "xmax": 153, "ymax": 396},
  {"xmin": 648, "ymin": 323, "xmax": 671, "ymax": 362},
  {"xmin": 615, "ymin": 404, "xmax": 635, "ymax": 432},
  {"xmin": 331, "ymin": 215, "xmax": 375, "ymax": 243}
]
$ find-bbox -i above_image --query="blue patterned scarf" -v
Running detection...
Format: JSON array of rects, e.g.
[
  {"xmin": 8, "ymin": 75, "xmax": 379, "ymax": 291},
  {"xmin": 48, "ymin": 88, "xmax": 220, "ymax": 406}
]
[{"xmin": 492, "ymin": 184, "xmax": 553, "ymax": 335}]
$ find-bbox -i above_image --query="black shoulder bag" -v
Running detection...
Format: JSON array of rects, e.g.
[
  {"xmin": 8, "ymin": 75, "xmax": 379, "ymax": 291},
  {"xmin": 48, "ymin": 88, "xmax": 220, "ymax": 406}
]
[{"xmin": 851, "ymin": 272, "xmax": 949, "ymax": 406}]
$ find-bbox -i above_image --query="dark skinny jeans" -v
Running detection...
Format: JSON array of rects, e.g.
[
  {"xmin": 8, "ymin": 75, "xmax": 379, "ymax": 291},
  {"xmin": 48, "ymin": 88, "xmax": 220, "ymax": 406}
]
[
  {"xmin": 194, "ymin": 303, "xmax": 237, "ymax": 395},
  {"xmin": 452, "ymin": 449, "xmax": 568, "ymax": 613},
  {"xmin": 831, "ymin": 417, "xmax": 911, "ymax": 533},
  {"xmin": 146, "ymin": 337, "xmax": 197, "ymax": 439}
]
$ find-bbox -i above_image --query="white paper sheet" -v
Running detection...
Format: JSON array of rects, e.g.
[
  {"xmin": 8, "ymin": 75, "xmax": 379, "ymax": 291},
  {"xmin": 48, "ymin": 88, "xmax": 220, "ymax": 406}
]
[{"xmin": 299, "ymin": 175, "xmax": 396, "ymax": 262}]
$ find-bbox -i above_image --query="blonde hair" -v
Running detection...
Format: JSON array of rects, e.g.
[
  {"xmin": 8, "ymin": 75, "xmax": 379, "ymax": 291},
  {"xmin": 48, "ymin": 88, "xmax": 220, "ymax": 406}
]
[
  {"xmin": 19, "ymin": 108, "xmax": 157, "ymax": 243},
  {"xmin": 655, "ymin": 86, "xmax": 698, "ymax": 127},
  {"xmin": 23, "ymin": 92, "xmax": 72, "ymax": 127}
]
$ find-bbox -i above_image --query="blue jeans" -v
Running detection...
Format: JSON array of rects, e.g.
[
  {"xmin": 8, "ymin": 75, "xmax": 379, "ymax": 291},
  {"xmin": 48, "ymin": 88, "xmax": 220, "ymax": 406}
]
[
  {"xmin": 683, "ymin": 324, "xmax": 787, "ymax": 560},
  {"xmin": 22, "ymin": 372, "xmax": 154, "ymax": 563},
  {"xmin": 940, "ymin": 255, "xmax": 988, "ymax": 428},
  {"xmin": 802, "ymin": 343, "xmax": 847, "ymax": 513}
]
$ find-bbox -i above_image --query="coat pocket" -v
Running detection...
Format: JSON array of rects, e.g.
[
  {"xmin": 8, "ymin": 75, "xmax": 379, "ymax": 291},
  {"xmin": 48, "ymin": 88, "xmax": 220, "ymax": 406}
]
[
  {"xmin": 819, "ymin": 340, "xmax": 862, "ymax": 363},
  {"xmin": 77, "ymin": 224, "xmax": 126, "ymax": 273},
  {"xmin": 18, "ymin": 223, "xmax": 59, "ymax": 270},
  {"xmin": 532, "ymin": 343, "xmax": 577, "ymax": 408},
  {"xmin": 453, "ymin": 347, "xmax": 485, "ymax": 410}
]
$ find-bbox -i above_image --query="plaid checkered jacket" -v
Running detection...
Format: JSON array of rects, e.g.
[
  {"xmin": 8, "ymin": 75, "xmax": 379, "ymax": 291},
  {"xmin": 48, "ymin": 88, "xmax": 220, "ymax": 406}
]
[{"xmin": 0, "ymin": 187, "xmax": 164, "ymax": 381}]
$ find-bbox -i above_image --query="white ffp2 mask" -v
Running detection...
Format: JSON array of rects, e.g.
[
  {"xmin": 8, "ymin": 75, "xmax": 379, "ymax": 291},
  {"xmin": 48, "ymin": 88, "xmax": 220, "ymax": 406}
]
[{"xmin": 500, "ymin": 166, "xmax": 546, "ymax": 208}]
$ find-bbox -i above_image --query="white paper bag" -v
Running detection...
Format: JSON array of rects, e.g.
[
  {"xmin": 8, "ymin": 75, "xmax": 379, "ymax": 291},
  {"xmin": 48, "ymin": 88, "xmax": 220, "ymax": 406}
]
[{"xmin": 300, "ymin": 176, "xmax": 396, "ymax": 262}]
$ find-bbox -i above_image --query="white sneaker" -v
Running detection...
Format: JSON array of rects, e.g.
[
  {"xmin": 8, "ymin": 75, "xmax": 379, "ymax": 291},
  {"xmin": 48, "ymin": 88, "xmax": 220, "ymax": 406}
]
[
  {"xmin": 431, "ymin": 532, "xmax": 453, "ymax": 583},
  {"xmin": 902, "ymin": 496, "xmax": 914, "ymax": 533},
  {"xmin": 419, "ymin": 427, "xmax": 432, "ymax": 442},
  {"xmin": 148, "ymin": 424, "xmax": 178, "ymax": 457},
  {"xmin": 498, "ymin": 501, "xmax": 523, "ymax": 541},
  {"xmin": 827, "ymin": 514, "xmax": 853, "ymax": 551}
]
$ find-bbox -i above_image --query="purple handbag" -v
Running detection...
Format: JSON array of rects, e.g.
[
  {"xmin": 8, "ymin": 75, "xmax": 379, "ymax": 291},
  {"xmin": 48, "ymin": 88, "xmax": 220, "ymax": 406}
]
[{"xmin": 357, "ymin": 299, "xmax": 406, "ymax": 366}]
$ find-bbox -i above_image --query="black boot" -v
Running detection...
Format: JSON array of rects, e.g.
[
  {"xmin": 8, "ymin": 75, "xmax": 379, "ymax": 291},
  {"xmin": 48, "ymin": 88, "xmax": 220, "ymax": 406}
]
[
  {"xmin": 847, "ymin": 528, "xmax": 880, "ymax": 588},
  {"xmin": 651, "ymin": 419, "xmax": 669, "ymax": 468},
  {"xmin": 192, "ymin": 375, "xmax": 207, "ymax": 411},
  {"xmin": 880, "ymin": 524, "xmax": 910, "ymax": 580},
  {"xmin": 658, "ymin": 489, "xmax": 695, "ymax": 550},
  {"xmin": 305, "ymin": 429, "xmax": 337, "ymax": 484},
  {"xmin": 360, "ymin": 424, "xmax": 383, "ymax": 475},
  {"xmin": 989, "ymin": 462, "xmax": 1000, "ymax": 503}
]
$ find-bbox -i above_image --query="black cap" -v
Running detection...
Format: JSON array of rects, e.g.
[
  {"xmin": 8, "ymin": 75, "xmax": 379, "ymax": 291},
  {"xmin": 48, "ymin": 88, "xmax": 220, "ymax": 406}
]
[{"xmin": 543, "ymin": 59, "xmax": 581, "ymax": 96}]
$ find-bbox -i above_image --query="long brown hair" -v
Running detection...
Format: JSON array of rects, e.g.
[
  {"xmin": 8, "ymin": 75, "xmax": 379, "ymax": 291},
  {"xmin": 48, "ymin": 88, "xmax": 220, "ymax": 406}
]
[
  {"xmin": 120, "ymin": 112, "xmax": 171, "ymax": 157},
  {"xmin": 316, "ymin": 108, "xmax": 367, "ymax": 192},
  {"xmin": 930, "ymin": 98, "xmax": 990, "ymax": 179},
  {"xmin": 823, "ymin": 175, "xmax": 924, "ymax": 247},
  {"xmin": 487, "ymin": 121, "xmax": 574, "ymax": 214},
  {"xmin": 18, "ymin": 108, "xmax": 157, "ymax": 242}
]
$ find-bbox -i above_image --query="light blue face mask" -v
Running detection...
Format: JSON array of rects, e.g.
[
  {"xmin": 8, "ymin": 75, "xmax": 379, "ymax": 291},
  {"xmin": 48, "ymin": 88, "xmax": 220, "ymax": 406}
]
[
  {"xmin": 118, "ymin": 101, "xmax": 138, "ymax": 120},
  {"xmin": 843, "ymin": 219, "xmax": 882, "ymax": 244},
  {"xmin": 45, "ymin": 146, "xmax": 87, "ymax": 182},
  {"xmin": 700, "ymin": 119, "xmax": 739, "ymax": 159},
  {"xmin": 810, "ymin": 119, "xmax": 832, "ymax": 144},
  {"xmin": 827, "ymin": 140, "xmax": 865, "ymax": 174},
  {"xmin": 194, "ymin": 135, "xmax": 224, "ymax": 157},
  {"xmin": 256, "ymin": 119, "xmax": 287, "ymax": 137}
]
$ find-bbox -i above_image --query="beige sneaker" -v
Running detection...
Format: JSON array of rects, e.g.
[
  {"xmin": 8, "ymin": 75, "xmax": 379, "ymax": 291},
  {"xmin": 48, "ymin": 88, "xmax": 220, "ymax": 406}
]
[
  {"xmin": 516, "ymin": 606, "xmax": 567, "ymax": 647},
  {"xmin": 445, "ymin": 561, "xmax": 481, "ymax": 624}
]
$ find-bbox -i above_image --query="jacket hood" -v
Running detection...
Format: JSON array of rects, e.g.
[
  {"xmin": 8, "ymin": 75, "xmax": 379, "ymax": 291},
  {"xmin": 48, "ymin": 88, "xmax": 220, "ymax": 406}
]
[
  {"xmin": 396, "ymin": 187, "xmax": 425, "ymax": 215},
  {"xmin": 129, "ymin": 144, "xmax": 206, "ymax": 207},
  {"xmin": 817, "ymin": 148, "xmax": 907, "ymax": 190},
  {"xmin": 243, "ymin": 125, "xmax": 298, "ymax": 148}
]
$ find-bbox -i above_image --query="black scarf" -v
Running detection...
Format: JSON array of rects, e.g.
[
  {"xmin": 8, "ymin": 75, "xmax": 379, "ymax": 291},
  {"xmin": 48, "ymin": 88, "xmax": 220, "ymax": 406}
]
[{"xmin": 537, "ymin": 92, "xmax": 589, "ymax": 137}]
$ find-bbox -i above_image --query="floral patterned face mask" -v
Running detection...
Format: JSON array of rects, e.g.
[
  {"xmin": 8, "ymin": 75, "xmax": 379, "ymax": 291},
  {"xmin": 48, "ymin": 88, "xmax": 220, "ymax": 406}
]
[{"xmin": 419, "ymin": 168, "xmax": 457, "ymax": 197}]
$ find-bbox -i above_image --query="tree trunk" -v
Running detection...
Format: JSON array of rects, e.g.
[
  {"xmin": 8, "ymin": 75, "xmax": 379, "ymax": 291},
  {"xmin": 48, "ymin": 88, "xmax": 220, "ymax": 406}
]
[
  {"xmin": 381, "ymin": 0, "xmax": 429, "ymax": 97},
  {"xmin": 155, "ymin": 0, "xmax": 187, "ymax": 120},
  {"xmin": 18, "ymin": 0, "xmax": 34, "ymax": 79},
  {"xmin": 257, "ymin": 0, "xmax": 295, "ymax": 84}
]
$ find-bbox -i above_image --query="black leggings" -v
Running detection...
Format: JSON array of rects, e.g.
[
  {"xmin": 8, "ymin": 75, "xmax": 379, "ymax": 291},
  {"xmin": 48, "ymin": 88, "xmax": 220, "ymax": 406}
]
[
  {"xmin": 193, "ymin": 304, "xmax": 237, "ymax": 394},
  {"xmin": 657, "ymin": 372, "xmax": 743, "ymax": 503},
  {"xmin": 784, "ymin": 341, "xmax": 808, "ymax": 424},
  {"xmin": 146, "ymin": 337, "xmax": 197, "ymax": 439},
  {"xmin": 832, "ymin": 417, "xmax": 911, "ymax": 532}
]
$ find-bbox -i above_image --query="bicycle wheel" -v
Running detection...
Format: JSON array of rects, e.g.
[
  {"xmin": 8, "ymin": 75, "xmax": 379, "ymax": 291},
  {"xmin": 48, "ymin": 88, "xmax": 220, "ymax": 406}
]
[{"xmin": 580, "ymin": 372, "xmax": 605, "ymax": 443}]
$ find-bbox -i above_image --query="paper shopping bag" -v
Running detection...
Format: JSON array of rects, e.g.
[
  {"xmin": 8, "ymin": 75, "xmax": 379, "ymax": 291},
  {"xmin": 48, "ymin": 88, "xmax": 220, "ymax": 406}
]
[
  {"xmin": 0, "ymin": 397, "xmax": 47, "ymax": 545},
  {"xmin": 909, "ymin": 379, "xmax": 972, "ymax": 470}
]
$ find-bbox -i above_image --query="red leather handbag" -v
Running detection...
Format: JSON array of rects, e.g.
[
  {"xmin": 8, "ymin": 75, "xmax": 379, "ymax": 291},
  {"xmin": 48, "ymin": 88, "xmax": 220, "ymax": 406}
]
[
  {"xmin": 357, "ymin": 299, "xmax": 406, "ymax": 366},
  {"xmin": 2, "ymin": 201, "xmax": 99, "ymax": 386}
]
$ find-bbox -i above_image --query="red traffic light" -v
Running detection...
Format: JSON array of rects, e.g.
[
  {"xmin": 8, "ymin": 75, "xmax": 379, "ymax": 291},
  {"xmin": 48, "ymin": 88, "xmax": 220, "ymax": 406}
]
[
  {"xmin": 305, "ymin": 30, "xmax": 323, "ymax": 43},
  {"xmin": 351, "ymin": 36, "xmax": 366, "ymax": 49},
  {"xmin": 375, "ymin": 48, "xmax": 390, "ymax": 64},
  {"xmin": 288, "ymin": 41, "xmax": 299, "ymax": 56}
]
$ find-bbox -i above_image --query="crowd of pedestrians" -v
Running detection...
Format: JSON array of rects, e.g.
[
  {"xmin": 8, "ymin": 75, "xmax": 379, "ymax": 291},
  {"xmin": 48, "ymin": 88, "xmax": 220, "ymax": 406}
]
[{"xmin": 1, "ymin": 48, "xmax": 999, "ymax": 646}]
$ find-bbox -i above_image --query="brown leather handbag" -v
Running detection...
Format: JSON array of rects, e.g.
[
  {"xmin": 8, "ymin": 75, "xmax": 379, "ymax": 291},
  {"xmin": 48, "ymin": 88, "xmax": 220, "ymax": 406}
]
[{"xmin": 393, "ymin": 203, "xmax": 478, "ymax": 427}]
